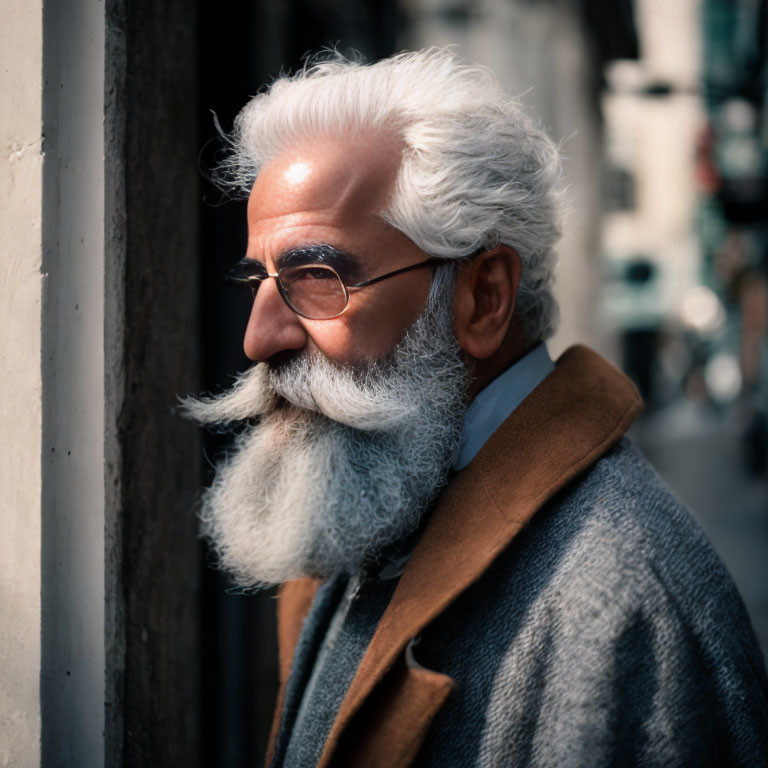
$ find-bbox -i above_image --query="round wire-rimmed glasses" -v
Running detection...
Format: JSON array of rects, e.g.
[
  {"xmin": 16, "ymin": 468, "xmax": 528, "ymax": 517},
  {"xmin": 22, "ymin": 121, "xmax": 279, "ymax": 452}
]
[{"xmin": 226, "ymin": 252, "xmax": 471, "ymax": 320}]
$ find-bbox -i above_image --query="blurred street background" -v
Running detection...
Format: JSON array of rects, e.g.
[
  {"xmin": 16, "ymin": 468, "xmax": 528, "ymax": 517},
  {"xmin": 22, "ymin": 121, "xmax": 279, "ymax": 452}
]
[
  {"xmin": 195, "ymin": 0, "xmax": 768, "ymax": 763},
  {"xmin": 598, "ymin": 0, "xmax": 768, "ymax": 653},
  {"xmin": 598, "ymin": 0, "xmax": 768, "ymax": 656}
]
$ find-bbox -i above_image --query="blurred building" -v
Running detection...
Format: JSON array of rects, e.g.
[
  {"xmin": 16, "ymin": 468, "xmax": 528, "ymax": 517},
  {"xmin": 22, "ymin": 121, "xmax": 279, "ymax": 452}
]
[
  {"xmin": 699, "ymin": 0, "xmax": 768, "ymax": 461},
  {"xmin": 601, "ymin": 0, "xmax": 705, "ymax": 403}
]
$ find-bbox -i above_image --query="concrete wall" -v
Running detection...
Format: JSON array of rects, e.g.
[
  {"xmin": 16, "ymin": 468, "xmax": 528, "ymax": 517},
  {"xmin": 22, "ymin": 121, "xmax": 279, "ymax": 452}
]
[
  {"xmin": 1, "ymin": 1, "xmax": 108, "ymax": 765},
  {"xmin": 0, "ymin": 1, "xmax": 44, "ymax": 765},
  {"xmin": 2, "ymin": 2, "xmax": 202, "ymax": 763},
  {"xmin": 39, "ymin": 0, "xmax": 106, "ymax": 764}
]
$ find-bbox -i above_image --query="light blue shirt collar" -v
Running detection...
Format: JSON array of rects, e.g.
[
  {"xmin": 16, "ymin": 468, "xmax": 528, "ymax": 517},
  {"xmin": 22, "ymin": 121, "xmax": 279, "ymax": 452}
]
[{"xmin": 453, "ymin": 343, "xmax": 554, "ymax": 471}]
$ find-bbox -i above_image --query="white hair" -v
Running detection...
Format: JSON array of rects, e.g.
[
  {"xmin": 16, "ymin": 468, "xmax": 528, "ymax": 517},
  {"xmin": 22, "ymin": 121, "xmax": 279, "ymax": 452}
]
[{"xmin": 216, "ymin": 47, "xmax": 563, "ymax": 341}]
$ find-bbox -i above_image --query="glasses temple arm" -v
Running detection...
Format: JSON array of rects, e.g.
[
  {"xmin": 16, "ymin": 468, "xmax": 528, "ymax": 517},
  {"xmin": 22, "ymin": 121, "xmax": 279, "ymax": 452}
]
[
  {"xmin": 348, "ymin": 248, "xmax": 486, "ymax": 290},
  {"xmin": 225, "ymin": 273, "xmax": 270, "ymax": 286},
  {"xmin": 347, "ymin": 258, "xmax": 443, "ymax": 289}
]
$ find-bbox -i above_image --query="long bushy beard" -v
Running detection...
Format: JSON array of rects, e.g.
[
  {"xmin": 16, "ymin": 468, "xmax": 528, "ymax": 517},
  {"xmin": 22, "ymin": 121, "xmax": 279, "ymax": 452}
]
[{"xmin": 182, "ymin": 270, "xmax": 470, "ymax": 588}]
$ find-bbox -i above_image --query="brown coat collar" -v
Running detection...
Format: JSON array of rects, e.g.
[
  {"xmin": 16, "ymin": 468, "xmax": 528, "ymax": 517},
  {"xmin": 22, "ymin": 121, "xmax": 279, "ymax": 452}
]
[{"xmin": 267, "ymin": 345, "xmax": 642, "ymax": 767}]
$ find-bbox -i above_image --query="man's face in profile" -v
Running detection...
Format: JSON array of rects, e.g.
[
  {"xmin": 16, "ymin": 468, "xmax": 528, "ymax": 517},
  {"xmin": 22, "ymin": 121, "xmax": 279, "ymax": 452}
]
[
  {"xmin": 184, "ymin": 134, "xmax": 471, "ymax": 588},
  {"xmin": 242, "ymin": 132, "xmax": 434, "ymax": 366}
]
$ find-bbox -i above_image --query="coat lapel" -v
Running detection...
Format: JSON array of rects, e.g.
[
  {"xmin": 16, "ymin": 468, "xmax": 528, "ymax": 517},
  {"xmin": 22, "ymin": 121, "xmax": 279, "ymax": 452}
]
[{"xmin": 268, "ymin": 345, "xmax": 642, "ymax": 767}]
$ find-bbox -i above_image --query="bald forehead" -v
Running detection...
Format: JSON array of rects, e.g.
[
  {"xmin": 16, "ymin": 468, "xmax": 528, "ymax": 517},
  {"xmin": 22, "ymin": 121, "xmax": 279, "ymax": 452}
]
[{"xmin": 248, "ymin": 131, "xmax": 403, "ymax": 225}]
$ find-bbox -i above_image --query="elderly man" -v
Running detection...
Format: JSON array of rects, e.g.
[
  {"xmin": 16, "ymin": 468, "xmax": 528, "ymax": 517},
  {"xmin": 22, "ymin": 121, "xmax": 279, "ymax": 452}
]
[{"xmin": 186, "ymin": 49, "xmax": 768, "ymax": 767}]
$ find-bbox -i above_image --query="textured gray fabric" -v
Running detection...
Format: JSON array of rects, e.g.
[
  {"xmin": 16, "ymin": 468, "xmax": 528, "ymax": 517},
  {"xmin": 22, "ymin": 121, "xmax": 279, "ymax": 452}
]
[
  {"xmin": 270, "ymin": 575, "xmax": 348, "ymax": 768},
  {"xmin": 287, "ymin": 575, "xmax": 359, "ymax": 759},
  {"xmin": 273, "ymin": 439, "xmax": 768, "ymax": 766},
  {"xmin": 280, "ymin": 574, "xmax": 398, "ymax": 768},
  {"xmin": 416, "ymin": 439, "xmax": 768, "ymax": 766}
]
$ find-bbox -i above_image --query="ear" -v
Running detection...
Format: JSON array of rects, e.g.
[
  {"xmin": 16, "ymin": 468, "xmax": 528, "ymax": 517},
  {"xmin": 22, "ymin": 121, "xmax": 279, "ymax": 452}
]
[{"xmin": 453, "ymin": 245, "xmax": 521, "ymax": 360}]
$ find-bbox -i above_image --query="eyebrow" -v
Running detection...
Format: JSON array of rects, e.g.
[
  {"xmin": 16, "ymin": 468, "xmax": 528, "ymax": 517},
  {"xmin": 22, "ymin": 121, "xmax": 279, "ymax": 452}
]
[{"xmin": 275, "ymin": 244, "xmax": 362, "ymax": 279}]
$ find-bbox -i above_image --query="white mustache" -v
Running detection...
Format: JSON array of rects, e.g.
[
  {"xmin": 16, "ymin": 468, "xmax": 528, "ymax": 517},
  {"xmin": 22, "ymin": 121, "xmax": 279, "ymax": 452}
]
[
  {"xmin": 181, "ymin": 348, "xmax": 427, "ymax": 432},
  {"xmin": 179, "ymin": 363, "xmax": 276, "ymax": 425},
  {"xmin": 269, "ymin": 355, "xmax": 420, "ymax": 431}
]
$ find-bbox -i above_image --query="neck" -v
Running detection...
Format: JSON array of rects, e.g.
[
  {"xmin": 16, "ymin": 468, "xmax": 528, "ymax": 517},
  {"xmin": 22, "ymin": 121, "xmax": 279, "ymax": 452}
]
[{"xmin": 467, "ymin": 321, "xmax": 530, "ymax": 400}]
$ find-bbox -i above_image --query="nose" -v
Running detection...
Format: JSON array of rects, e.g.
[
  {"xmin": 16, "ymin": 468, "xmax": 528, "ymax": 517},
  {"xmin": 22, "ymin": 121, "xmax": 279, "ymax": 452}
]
[{"xmin": 243, "ymin": 277, "xmax": 307, "ymax": 362}]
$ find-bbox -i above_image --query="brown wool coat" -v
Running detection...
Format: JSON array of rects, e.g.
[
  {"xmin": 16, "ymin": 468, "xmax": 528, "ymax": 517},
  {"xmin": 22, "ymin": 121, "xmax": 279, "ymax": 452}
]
[{"xmin": 266, "ymin": 345, "xmax": 643, "ymax": 768}]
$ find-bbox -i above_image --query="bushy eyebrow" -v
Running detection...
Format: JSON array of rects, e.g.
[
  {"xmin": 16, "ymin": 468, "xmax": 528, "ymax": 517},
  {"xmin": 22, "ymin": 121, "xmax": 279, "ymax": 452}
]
[{"xmin": 276, "ymin": 244, "xmax": 361, "ymax": 279}]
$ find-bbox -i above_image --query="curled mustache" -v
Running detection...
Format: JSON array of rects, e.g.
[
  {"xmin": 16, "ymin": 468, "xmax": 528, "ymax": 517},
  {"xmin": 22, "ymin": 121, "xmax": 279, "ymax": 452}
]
[{"xmin": 179, "ymin": 351, "xmax": 424, "ymax": 432}]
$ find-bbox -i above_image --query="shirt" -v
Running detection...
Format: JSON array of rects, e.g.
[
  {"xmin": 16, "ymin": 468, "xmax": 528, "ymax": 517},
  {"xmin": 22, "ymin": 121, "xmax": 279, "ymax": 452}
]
[{"xmin": 453, "ymin": 343, "xmax": 554, "ymax": 471}]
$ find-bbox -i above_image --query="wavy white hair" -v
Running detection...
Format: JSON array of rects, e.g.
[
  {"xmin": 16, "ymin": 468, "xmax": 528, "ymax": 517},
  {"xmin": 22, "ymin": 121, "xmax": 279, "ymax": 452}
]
[{"xmin": 217, "ymin": 47, "xmax": 563, "ymax": 341}]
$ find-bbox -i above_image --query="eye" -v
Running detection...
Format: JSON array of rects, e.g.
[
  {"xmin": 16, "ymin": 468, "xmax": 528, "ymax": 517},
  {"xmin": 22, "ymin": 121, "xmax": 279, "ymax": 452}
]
[{"xmin": 299, "ymin": 266, "xmax": 337, "ymax": 280}]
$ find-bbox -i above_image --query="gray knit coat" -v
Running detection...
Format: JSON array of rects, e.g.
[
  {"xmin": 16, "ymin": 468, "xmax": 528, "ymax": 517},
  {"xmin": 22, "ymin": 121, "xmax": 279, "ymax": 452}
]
[{"xmin": 274, "ymin": 439, "xmax": 768, "ymax": 767}]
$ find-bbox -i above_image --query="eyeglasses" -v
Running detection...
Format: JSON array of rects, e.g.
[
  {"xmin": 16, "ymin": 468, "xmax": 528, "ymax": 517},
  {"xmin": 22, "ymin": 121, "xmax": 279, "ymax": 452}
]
[{"xmin": 225, "ymin": 246, "xmax": 477, "ymax": 320}]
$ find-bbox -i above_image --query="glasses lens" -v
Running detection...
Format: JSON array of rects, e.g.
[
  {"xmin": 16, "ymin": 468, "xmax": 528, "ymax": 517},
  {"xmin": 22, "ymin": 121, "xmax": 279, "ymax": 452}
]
[
  {"xmin": 279, "ymin": 264, "xmax": 348, "ymax": 319},
  {"xmin": 227, "ymin": 260, "xmax": 267, "ymax": 299}
]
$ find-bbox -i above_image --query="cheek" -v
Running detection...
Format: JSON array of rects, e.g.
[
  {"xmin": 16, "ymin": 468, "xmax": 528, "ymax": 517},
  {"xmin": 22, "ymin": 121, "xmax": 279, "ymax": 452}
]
[{"xmin": 305, "ymin": 271, "xmax": 433, "ymax": 363}]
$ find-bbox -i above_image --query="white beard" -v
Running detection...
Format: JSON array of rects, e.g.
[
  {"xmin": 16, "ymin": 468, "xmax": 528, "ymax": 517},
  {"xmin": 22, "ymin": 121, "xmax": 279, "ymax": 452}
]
[{"xmin": 182, "ymin": 271, "xmax": 470, "ymax": 588}]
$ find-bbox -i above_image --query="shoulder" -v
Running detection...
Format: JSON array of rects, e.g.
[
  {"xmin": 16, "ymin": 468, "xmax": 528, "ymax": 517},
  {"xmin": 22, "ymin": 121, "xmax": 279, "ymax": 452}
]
[
  {"xmin": 512, "ymin": 437, "xmax": 754, "ymax": 647},
  {"xmin": 420, "ymin": 438, "xmax": 768, "ymax": 766},
  {"xmin": 520, "ymin": 437, "xmax": 724, "ymax": 589},
  {"xmin": 434, "ymin": 437, "xmax": 758, "ymax": 654}
]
